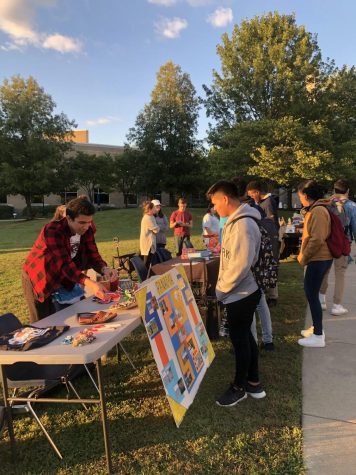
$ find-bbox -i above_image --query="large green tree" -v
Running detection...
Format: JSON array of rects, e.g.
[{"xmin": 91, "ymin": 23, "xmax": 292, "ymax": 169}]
[
  {"xmin": 69, "ymin": 152, "xmax": 114, "ymax": 203},
  {"xmin": 204, "ymin": 12, "xmax": 324, "ymax": 136},
  {"xmin": 111, "ymin": 147, "xmax": 145, "ymax": 207},
  {"xmin": 0, "ymin": 75, "xmax": 76, "ymax": 218},
  {"xmin": 127, "ymin": 61, "xmax": 203, "ymax": 200},
  {"xmin": 204, "ymin": 12, "xmax": 356, "ymax": 187}
]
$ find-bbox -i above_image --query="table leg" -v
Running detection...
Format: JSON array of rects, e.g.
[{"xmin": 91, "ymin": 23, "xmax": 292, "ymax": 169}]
[
  {"xmin": 0, "ymin": 365, "xmax": 16, "ymax": 461},
  {"xmin": 96, "ymin": 359, "xmax": 113, "ymax": 474}
]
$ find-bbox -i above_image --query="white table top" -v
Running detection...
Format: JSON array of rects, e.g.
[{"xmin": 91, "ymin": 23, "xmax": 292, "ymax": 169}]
[{"xmin": 0, "ymin": 298, "xmax": 142, "ymax": 365}]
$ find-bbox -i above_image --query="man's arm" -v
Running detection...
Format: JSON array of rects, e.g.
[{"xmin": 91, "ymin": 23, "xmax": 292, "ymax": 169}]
[
  {"xmin": 216, "ymin": 220, "xmax": 259, "ymax": 298},
  {"xmin": 170, "ymin": 211, "xmax": 179, "ymax": 229},
  {"xmin": 44, "ymin": 227, "xmax": 88, "ymax": 285}
]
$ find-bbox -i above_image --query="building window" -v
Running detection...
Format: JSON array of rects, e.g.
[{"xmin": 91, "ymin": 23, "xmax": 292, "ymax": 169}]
[
  {"xmin": 0, "ymin": 194, "xmax": 7, "ymax": 204},
  {"xmin": 190, "ymin": 192, "xmax": 207, "ymax": 207},
  {"xmin": 124, "ymin": 193, "xmax": 138, "ymax": 206},
  {"xmin": 31, "ymin": 194, "xmax": 44, "ymax": 204},
  {"xmin": 59, "ymin": 191, "xmax": 78, "ymax": 204},
  {"xmin": 153, "ymin": 193, "xmax": 162, "ymax": 202},
  {"xmin": 94, "ymin": 188, "xmax": 109, "ymax": 205}
]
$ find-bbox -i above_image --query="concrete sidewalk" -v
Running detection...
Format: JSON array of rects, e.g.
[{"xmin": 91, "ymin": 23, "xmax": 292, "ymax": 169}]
[{"xmin": 302, "ymin": 244, "xmax": 356, "ymax": 474}]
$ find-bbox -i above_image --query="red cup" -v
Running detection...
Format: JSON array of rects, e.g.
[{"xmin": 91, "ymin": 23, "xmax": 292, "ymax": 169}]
[{"xmin": 110, "ymin": 278, "xmax": 119, "ymax": 292}]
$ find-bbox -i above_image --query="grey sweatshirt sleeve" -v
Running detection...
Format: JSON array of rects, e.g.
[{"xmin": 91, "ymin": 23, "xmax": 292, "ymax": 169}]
[{"xmin": 216, "ymin": 218, "xmax": 260, "ymax": 302}]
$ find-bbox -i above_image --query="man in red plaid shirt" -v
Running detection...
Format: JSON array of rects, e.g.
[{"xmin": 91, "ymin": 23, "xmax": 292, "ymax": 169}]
[{"xmin": 22, "ymin": 196, "xmax": 117, "ymax": 322}]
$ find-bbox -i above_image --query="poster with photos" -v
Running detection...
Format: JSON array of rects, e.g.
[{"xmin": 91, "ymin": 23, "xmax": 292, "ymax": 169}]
[{"xmin": 135, "ymin": 265, "xmax": 215, "ymax": 427}]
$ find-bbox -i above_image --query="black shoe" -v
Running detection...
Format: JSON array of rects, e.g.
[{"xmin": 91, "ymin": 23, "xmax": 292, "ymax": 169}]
[
  {"xmin": 267, "ymin": 298, "xmax": 278, "ymax": 307},
  {"xmin": 216, "ymin": 384, "xmax": 247, "ymax": 407},
  {"xmin": 245, "ymin": 382, "xmax": 266, "ymax": 399},
  {"xmin": 260, "ymin": 342, "xmax": 275, "ymax": 351}
]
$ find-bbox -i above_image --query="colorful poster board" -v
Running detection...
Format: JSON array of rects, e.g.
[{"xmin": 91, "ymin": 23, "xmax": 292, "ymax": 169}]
[{"xmin": 135, "ymin": 264, "xmax": 215, "ymax": 427}]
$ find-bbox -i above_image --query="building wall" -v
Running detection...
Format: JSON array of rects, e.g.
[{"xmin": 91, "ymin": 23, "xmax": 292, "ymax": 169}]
[{"xmin": 3, "ymin": 135, "xmax": 172, "ymax": 211}]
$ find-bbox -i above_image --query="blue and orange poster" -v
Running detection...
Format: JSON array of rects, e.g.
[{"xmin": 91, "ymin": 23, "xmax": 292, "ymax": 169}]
[{"xmin": 136, "ymin": 265, "xmax": 215, "ymax": 427}]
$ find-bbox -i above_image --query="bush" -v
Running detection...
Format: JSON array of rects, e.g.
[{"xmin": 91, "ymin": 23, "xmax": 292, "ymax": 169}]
[
  {"xmin": 97, "ymin": 205, "xmax": 117, "ymax": 211},
  {"xmin": 0, "ymin": 204, "xmax": 15, "ymax": 219},
  {"xmin": 21, "ymin": 205, "xmax": 58, "ymax": 219}
]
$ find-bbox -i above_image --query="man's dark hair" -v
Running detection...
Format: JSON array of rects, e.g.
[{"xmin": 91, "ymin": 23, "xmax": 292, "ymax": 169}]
[
  {"xmin": 206, "ymin": 180, "xmax": 239, "ymax": 200},
  {"xmin": 66, "ymin": 196, "xmax": 96, "ymax": 219},
  {"xmin": 297, "ymin": 180, "xmax": 325, "ymax": 201},
  {"xmin": 246, "ymin": 180, "xmax": 267, "ymax": 193},
  {"xmin": 334, "ymin": 179, "xmax": 349, "ymax": 194},
  {"xmin": 231, "ymin": 177, "xmax": 248, "ymax": 198}
]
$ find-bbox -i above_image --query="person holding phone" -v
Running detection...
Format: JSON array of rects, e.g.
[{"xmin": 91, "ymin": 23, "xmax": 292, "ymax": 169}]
[{"xmin": 169, "ymin": 197, "xmax": 194, "ymax": 256}]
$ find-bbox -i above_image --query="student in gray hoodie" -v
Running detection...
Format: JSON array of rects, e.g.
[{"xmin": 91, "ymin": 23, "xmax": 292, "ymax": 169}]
[{"xmin": 206, "ymin": 180, "xmax": 266, "ymax": 406}]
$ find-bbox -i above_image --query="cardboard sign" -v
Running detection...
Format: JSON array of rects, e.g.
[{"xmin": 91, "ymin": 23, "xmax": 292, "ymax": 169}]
[{"xmin": 136, "ymin": 265, "xmax": 215, "ymax": 427}]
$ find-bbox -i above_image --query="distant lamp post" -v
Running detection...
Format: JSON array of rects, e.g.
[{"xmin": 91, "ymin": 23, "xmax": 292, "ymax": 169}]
[
  {"xmin": 97, "ymin": 187, "xmax": 101, "ymax": 211},
  {"xmin": 13, "ymin": 212, "xmax": 17, "ymax": 219}
]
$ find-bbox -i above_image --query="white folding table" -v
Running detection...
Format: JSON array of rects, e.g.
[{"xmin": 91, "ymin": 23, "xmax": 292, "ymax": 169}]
[{"xmin": 0, "ymin": 297, "xmax": 142, "ymax": 474}]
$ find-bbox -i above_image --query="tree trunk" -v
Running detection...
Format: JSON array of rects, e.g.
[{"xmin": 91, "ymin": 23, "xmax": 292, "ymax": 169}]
[{"xmin": 24, "ymin": 194, "xmax": 33, "ymax": 220}]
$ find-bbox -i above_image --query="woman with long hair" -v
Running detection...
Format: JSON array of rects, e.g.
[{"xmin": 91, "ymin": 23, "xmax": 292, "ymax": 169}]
[
  {"xmin": 298, "ymin": 180, "xmax": 333, "ymax": 348},
  {"xmin": 140, "ymin": 201, "xmax": 160, "ymax": 267}
]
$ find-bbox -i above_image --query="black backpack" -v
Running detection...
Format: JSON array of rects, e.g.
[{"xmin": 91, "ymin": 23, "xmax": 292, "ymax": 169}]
[{"xmin": 235, "ymin": 216, "xmax": 278, "ymax": 291}]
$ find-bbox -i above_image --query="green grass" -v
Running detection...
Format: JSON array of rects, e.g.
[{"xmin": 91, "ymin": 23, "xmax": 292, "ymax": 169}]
[{"xmin": 0, "ymin": 210, "xmax": 305, "ymax": 474}]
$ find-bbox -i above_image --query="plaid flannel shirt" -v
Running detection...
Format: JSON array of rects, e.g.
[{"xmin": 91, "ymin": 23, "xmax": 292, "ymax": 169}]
[{"xmin": 23, "ymin": 218, "xmax": 106, "ymax": 302}]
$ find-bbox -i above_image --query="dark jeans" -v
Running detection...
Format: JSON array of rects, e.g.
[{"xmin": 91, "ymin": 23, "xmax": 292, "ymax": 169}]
[
  {"xmin": 304, "ymin": 260, "xmax": 333, "ymax": 335},
  {"xmin": 225, "ymin": 289, "xmax": 261, "ymax": 388},
  {"xmin": 174, "ymin": 235, "xmax": 193, "ymax": 256},
  {"xmin": 142, "ymin": 253, "xmax": 152, "ymax": 269},
  {"xmin": 53, "ymin": 296, "xmax": 85, "ymax": 313},
  {"xmin": 157, "ymin": 243, "xmax": 166, "ymax": 249}
]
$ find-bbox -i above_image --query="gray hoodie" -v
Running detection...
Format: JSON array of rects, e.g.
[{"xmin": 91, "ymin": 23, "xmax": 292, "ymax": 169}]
[{"xmin": 216, "ymin": 203, "xmax": 261, "ymax": 304}]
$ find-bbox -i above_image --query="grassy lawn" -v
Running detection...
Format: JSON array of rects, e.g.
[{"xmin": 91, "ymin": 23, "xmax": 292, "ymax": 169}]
[{"xmin": 0, "ymin": 209, "xmax": 305, "ymax": 474}]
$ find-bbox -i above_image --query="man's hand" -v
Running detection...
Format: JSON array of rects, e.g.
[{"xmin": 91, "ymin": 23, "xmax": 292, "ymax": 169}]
[
  {"xmin": 101, "ymin": 266, "xmax": 118, "ymax": 281},
  {"xmin": 84, "ymin": 279, "xmax": 107, "ymax": 300}
]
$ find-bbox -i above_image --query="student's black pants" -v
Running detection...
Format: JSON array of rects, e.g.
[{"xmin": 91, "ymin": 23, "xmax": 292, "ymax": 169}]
[{"xmin": 225, "ymin": 289, "xmax": 261, "ymax": 388}]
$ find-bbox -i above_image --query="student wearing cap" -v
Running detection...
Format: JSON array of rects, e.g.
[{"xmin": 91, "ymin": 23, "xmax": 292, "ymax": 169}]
[{"xmin": 152, "ymin": 199, "xmax": 169, "ymax": 249}]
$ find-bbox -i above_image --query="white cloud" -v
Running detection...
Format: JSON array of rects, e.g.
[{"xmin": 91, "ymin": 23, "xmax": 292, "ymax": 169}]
[
  {"xmin": 148, "ymin": 0, "xmax": 177, "ymax": 6},
  {"xmin": 0, "ymin": 0, "xmax": 83, "ymax": 53},
  {"xmin": 186, "ymin": 0, "xmax": 212, "ymax": 6},
  {"xmin": 155, "ymin": 17, "xmax": 188, "ymax": 39},
  {"xmin": 207, "ymin": 7, "xmax": 233, "ymax": 28},
  {"xmin": 42, "ymin": 34, "xmax": 82, "ymax": 53},
  {"xmin": 85, "ymin": 116, "xmax": 123, "ymax": 127}
]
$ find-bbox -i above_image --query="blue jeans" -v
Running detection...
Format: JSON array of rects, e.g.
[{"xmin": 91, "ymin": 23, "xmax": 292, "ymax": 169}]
[
  {"xmin": 304, "ymin": 260, "xmax": 332, "ymax": 335},
  {"xmin": 256, "ymin": 292, "xmax": 273, "ymax": 343},
  {"xmin": 174, "ymin": 235, "xmax": 193, "ymax": 256},
  {"xmin": 250, "ymin": 292, "xmax": 273, "ymax": 344}
]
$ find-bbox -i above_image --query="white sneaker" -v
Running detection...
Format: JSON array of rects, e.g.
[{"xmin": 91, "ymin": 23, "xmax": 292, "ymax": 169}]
[
  {"xmin": 331, "ymin": 304, "xmax": 348, "ymax": 316},
  {"xmin": 301, "ymin": 326, "xmax": 314, "ymax": 337},
  {"xmin": 319, "ymin": 293, "xmax": 327, "ymax": 311},
  {"xmin": 298, "ymin": 333, "xmax": 325, "ymax": 348}
]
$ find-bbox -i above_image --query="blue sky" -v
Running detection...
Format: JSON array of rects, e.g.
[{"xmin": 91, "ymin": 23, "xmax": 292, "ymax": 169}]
[{"xmin": 0, "ymin": 0, "xmax": 355, "ymax": 146}]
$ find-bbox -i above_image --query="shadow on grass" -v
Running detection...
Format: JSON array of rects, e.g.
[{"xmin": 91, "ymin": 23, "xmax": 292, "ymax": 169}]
[{"xmin": 0, "ymin": 261, "xmax": 306, "ymax": 474}]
